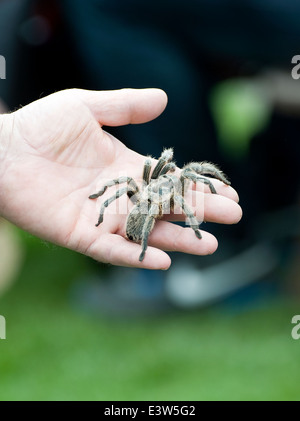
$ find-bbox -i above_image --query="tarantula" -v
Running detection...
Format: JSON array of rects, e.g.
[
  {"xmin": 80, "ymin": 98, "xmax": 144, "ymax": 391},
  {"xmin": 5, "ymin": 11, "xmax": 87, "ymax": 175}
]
[{"xmin": 89, "ymin": 148, "xmax": 230, "ymax": 262}]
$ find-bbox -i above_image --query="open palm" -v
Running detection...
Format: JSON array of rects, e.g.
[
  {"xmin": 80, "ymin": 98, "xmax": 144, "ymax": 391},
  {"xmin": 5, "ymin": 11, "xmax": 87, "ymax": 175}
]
[{"xmin": 0, "ymin": 88, "xmax": 242, "ymax": 269}]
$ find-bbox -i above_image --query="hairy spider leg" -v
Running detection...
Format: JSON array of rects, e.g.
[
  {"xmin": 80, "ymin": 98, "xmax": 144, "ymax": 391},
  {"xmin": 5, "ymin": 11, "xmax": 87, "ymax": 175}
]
[
  {"xmin": 142, "ymin": 158, "xmax": 152, "ymax": 185},
  {"xmin": 158, "ymin": 173, "xmax": 178, "ymax": 212},
  {"xmin": 180, "ymin": 170, "xmax": 217, "ymax": 194},
  {"xmin": 158, "ymin": 162, "xmax": 176, "ymax": 176},
  {"xmin": 89, "ymin": 176, "xmax": 139, "ymax": 199},
  {"xmin": 151, "ymin": 148, "xmax": 174, "ymax": 179},
  {"xmin": 95, "ymin": 186, "xmax": 139, "ymax": 226},
  {"xmin": 174, "ymin": 195, "xmax": 202, "ymax": 239},
  {"xmin": 139, "ymin": 203, "xmax": 160, "ymax": 262},
  {"xmin": 183, "ymin": 162, "xmax": 231, "ymax": 185}
]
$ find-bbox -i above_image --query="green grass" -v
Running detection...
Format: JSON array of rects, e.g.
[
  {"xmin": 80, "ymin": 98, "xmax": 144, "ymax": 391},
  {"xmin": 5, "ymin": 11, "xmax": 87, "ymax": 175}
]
[{"xmin": 0, "ymin": 230, "xmax": 300, "ymax": 401}]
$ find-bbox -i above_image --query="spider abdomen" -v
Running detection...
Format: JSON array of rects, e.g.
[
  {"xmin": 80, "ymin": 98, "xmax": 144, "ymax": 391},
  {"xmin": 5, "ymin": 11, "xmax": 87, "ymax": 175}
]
[
  {"xmin": 125, "ymin": 208, "xmax": 148, "ymax": 242},
  {"xmin": 126, "ymin": 202, "xmax": 158, "ymax": 243}
]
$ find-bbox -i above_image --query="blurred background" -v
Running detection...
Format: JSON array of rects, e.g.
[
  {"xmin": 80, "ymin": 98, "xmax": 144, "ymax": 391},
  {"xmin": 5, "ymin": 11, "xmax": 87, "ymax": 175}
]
[{"xmin": 1, "ymin": 0, "xmax": 300, "ymax": 400}]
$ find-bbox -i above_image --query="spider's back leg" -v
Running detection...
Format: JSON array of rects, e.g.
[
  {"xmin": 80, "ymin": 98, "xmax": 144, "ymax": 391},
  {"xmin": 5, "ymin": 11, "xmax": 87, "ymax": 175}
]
[
  {"xmin": 95, "ymin": 186, "xmax": 129, "ymax": 226},
  {"xmin": 92, "ymin": 183, "xmax": 140, "ymax": 227},
  {"xmin": 174, "ymin": 195, "xmax": 202, "ymax": 239},
  {"xmin": 139, "ymin": 204, "xmax": 160, "ymax": 261},
  {"xmin": 89, "ymin": 176, "xmax": 139, "ymax": 199}
]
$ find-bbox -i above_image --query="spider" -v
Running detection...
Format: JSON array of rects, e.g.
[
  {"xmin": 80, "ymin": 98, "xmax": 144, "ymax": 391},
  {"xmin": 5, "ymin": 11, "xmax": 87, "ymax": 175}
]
[{"xmin": 89, "ymin": 148, "xmax": 230, "ymax": 262}]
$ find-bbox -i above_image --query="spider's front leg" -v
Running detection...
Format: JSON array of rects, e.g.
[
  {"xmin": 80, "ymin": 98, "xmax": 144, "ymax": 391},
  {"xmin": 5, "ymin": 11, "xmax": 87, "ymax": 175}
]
[
  {"xmin": 181, "ymin": 162, "xmax": 230, "ymax": 194},
  {"xmin": 180, "ymin": 170, "xmax": 217, "ymax": 194},
  {"xmin": 142, "ymin": 158, "xmax": 152, "ymax": 185},
  {"xmin": 151, "ymin": 148, "xmax": 174, "ymax": 179}
]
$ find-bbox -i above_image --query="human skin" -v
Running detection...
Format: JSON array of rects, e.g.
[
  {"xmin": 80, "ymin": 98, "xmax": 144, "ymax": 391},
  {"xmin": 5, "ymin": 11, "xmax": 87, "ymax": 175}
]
[{"xmin": 0, "ymin": 88, "xmax": 242, "ymax": 269}]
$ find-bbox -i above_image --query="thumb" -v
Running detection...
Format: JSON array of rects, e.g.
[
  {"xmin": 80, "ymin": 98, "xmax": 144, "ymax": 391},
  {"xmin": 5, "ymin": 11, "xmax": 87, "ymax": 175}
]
[{"xmin": 74, "ymin": 88, "xmax": 168, "ymax": 126}]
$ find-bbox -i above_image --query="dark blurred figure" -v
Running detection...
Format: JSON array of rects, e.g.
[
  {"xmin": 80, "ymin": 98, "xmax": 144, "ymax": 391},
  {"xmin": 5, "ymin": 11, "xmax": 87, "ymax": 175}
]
[
  {"xmin": 2, "ymin": 0, "xmax": 300, "ymax": 311},
  {"xmin": 59, "ymin": 0, "xmax": 300, "ymax": 163}
]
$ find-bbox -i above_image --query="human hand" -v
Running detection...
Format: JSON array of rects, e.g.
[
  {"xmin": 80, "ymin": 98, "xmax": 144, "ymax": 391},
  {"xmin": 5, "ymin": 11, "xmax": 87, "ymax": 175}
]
[{"xmin": 0, "ymin": 88, "xmax": 242, "ymax": 269}]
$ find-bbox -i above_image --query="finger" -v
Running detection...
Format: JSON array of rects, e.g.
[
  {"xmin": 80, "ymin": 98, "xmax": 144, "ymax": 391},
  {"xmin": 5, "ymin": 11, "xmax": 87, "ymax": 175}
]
[
  {"xmin": 166, "ymin": 191, "xmax": 243, "ymax": 224},
  {"xmin": 201, "ymin": 193, "xmax": 242, "ymax": 223},
  {"xmin": 86, "ymin": 233, "xmax": 171, "ymax": 270},
  {"xmin": 74, "ymin": 88, "xmax": 168, "ymax": 126},
  {"xmin": 191, "ymin": 178, "xmax": 240, "ymax": 202},
  {"xmin": 148, "ymin": 220, "xmax": 218, "ymax": 255}
]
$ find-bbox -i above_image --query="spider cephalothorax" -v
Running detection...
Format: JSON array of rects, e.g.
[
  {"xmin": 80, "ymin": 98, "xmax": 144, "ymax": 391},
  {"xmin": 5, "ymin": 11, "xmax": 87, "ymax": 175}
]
[{"xmin": 89, "ymin": 148, "xmax": 230, "ymax": 261}]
